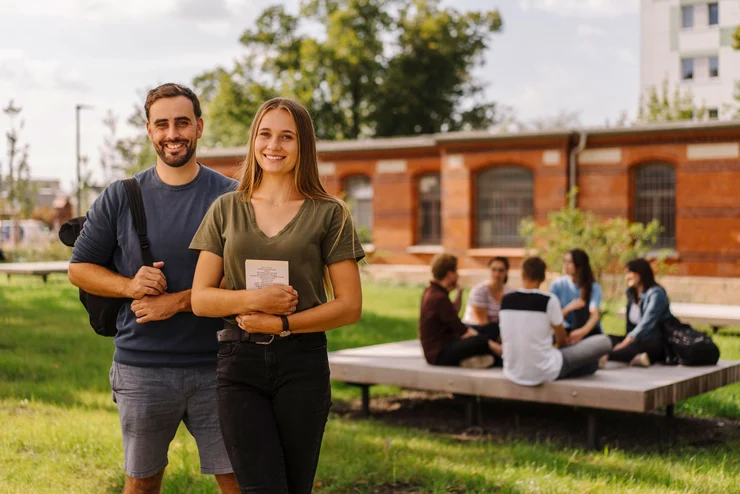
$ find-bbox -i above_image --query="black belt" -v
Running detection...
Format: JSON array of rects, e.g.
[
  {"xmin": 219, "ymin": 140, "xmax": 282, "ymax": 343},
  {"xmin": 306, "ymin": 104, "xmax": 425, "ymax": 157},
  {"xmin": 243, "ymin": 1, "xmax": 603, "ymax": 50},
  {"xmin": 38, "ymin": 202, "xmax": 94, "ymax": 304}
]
[{"xmin": 217, "ymin": 322, "xmax": 289, "ymax": 345}]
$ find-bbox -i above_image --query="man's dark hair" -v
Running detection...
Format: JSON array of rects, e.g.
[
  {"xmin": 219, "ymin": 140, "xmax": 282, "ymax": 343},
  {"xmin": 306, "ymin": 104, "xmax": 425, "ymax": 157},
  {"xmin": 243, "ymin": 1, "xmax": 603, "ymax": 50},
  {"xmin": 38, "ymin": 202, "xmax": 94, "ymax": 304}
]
[
  {"xmin": 144, "ymin": 83, "xmax": 202, "ymax": 121},
  {"xmin": 430, "ymin": 253, "xmax": 458, "ymax": 281},
  {"xmin": 522, "ymin": 256, "xmax": 547, "ymax": 283}
]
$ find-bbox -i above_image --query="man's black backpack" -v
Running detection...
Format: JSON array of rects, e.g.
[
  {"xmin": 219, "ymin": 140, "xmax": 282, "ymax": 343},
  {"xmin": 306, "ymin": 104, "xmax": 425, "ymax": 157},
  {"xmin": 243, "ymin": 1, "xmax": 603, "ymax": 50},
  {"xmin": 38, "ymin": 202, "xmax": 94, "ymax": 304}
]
[
  {"xmin": 661, "ymin": 316, "xmax": 720, "ymax": 366},
  {"xmin": 59, "ymin": 178, "xmax": 153, "ymax": 337}
]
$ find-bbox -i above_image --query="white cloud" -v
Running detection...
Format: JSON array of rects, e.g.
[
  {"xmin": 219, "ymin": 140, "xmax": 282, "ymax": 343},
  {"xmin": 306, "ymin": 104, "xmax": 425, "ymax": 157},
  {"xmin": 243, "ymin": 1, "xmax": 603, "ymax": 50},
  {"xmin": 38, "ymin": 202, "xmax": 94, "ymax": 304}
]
[
  {"xmin": 519, "ymin": 0, "xmax": 639, "ymax": 18},
  {"xmin": 0, "ymin": 50, "xmax": 89, "ymax": 92},
  {"xmin": 614, "ymin": 48, "xmax": 637, "ymax": 65},
  {"xmin": 576, "ymin": 24, "xmax": 605, "ymax": 36}
]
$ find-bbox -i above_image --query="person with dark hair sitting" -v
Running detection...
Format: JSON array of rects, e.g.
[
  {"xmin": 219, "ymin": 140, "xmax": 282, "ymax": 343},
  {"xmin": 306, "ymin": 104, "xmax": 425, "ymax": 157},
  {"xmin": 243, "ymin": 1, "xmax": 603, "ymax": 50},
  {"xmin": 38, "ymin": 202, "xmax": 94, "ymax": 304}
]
[
  {"xmin": 550, "ymin": 248, "xmax": 603, "ymax": 345},
  {"xmin": 419, "ymin": 253, "xmax": 502, "ymax": 369},
  {"xmin": 606, "ymin": 258, "xmax": 672, "ymax": 367},
  {"xmin": 461, "ymin": 256, "xmax": 513, "ymax": 342},
  {"xmin": 499, "ymin": 257, "xmax": 612, "ymax": 386}
]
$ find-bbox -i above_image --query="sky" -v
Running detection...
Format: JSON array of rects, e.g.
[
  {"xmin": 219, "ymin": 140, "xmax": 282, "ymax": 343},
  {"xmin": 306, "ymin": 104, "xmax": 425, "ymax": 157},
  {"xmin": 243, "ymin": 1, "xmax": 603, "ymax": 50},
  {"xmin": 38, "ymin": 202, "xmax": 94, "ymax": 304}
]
[{"xmin": 0, "ymin": 0, "xmax": 640, "ymax": 193}]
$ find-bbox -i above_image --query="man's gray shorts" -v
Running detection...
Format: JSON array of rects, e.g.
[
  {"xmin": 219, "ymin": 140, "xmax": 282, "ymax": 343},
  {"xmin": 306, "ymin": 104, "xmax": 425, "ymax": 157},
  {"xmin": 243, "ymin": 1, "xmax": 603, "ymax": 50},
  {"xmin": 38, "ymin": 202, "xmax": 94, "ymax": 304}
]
[{"xmin": 109, "ymin": 361, "xmax": 233, "ymax": 479}]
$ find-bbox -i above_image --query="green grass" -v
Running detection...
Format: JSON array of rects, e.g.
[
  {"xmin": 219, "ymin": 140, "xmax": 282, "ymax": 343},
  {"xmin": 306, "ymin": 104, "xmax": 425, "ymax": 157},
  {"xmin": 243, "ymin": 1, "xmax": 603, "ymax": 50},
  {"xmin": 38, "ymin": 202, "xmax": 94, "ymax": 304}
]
[{"xmin": 1, "ymin": 275, "xmax": 740, "ymax": 493}]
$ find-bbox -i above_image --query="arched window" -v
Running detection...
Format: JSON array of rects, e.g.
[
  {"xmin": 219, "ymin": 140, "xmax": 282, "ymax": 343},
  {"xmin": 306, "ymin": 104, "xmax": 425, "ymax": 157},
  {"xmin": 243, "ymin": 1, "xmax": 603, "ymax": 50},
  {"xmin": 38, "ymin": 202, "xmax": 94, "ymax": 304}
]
[
  {"xmin": 417, "ymin": 173, "xmax": 441, "ymax": 245},
  {"xmin": 476, "ymin": 166, "xmax": 533, "ymax": 247},
  {"xmin": 635, "ymin": 163, "xmax": 675, "ymax": 249},
  {"xmin": 345, "ymin": 175, "xmax": 373, "ymax": 237}
]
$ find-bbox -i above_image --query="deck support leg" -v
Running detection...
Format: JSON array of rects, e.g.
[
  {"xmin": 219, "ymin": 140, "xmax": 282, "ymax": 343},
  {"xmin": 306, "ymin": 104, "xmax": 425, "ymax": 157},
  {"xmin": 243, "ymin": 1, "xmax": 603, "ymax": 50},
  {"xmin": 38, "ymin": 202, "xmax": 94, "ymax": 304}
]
[
  {"xmin": 712, "ymin": 326, "xmax": 720, "ymax": 334},
  {"xmin": 346, "ymin": 382, "xmax": 372, "ymax": 417},
  {"xmin": 666, "ymin": 404, "xmax": 674, "ymax": 418},
  {"xmin": 465, "ymin": 396, "xmax": 482, "ymax": 427},
  {"xmin": 42, "ymin": 274, "xmax": 48, "ymax": 283},
  {"xmin": 587, "ymin": 411, "xmax": 598, "ymax": 451}
]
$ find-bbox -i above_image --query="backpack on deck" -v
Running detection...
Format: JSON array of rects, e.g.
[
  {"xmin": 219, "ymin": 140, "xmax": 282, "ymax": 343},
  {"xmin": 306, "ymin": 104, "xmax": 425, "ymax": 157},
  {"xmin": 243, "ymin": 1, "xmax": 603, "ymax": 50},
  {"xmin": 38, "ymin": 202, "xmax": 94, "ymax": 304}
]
[
  {"xmin": 59, "ymin": 178, "xmax": 153, "ymax": 337},
  {"xmin": 661, "ymin": 316, "xmax": 720, "ymax": 366}
]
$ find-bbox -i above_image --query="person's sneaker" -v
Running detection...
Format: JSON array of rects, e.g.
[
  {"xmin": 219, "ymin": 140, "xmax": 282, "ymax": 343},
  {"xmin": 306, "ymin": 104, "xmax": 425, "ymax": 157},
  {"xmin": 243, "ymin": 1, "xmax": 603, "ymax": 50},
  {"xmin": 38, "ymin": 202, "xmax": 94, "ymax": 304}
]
[
  {"xmin": 629, "ymin": 352, "xmax": 651, "ymax": 368},
  {"xmin": 459, "ymin": 355, "xmax": 495, "ymax": 369}
]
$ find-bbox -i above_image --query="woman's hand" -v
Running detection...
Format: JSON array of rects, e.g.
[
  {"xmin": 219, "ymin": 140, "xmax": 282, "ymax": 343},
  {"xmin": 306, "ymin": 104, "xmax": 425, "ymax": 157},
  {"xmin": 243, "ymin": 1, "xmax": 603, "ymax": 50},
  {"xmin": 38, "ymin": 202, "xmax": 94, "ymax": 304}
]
[
  {"xmin": 567, "ymin": 327, "xmax": 589, "ymax": 345},
  {"xmin": 612, "ymin": 335, "xmax": 633, "ymax": 352},
  {"xmin": 250, "ymin": 284, "xmax": 299, "ymax": 315},
  {"xmin": 564, "ymin": 298, "xmax": 586, "ymax": 315},
  {"xmin": 236, "ymin": 313, "xmax": 281, "ymax": 334}
]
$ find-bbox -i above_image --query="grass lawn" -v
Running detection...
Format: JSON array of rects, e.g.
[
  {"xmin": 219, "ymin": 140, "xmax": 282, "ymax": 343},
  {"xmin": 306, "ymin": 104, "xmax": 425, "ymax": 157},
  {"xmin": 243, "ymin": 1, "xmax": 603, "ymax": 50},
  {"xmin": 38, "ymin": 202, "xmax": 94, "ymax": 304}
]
[{"xmin": 1, "ymin": 275, "xmax": 739, "ymax": 493}]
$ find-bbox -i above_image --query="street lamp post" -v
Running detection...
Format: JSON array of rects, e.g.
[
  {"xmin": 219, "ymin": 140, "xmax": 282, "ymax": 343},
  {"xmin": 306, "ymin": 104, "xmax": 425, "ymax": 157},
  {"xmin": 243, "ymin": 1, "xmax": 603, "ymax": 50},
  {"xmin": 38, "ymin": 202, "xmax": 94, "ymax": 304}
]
[{"xmin": 76, "ymin": 104, "xmax": 93, "ymax": 215}]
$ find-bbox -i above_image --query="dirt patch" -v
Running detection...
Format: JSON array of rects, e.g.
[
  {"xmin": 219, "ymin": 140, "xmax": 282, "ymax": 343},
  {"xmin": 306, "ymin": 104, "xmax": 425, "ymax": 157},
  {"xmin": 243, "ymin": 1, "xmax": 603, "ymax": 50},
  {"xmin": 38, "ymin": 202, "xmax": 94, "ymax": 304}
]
[{"xmin": 333, "ymin": 391, "xmax": 740, "ymax": 452}]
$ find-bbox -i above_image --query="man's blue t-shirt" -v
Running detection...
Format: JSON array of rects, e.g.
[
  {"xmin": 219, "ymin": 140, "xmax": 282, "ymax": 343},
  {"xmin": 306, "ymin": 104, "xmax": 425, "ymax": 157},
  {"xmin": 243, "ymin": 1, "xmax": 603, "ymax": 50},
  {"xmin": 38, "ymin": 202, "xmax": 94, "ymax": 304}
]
[
  {"xmin": 71, "ymin": 165, "xmax": 236, "ymax": 367},
  {"xmin": 549, "ymin": 275, "xmax": 602, "ymax": 333}
]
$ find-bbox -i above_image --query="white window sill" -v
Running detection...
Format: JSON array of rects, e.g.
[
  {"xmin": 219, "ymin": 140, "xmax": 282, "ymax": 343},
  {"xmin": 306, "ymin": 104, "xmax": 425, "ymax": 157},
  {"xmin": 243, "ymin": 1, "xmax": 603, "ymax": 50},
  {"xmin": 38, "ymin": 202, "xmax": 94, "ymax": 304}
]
[
  {"xmin": 467, "ymin": 248, "xmax": 526, "ymax": 258},
  {"xmin": 646, "ymin": 249, "xmax": 679, "ymax": 261},
  {"xmin": 406, "ymin": 245, "xmax": 445, "ymax": 255}
]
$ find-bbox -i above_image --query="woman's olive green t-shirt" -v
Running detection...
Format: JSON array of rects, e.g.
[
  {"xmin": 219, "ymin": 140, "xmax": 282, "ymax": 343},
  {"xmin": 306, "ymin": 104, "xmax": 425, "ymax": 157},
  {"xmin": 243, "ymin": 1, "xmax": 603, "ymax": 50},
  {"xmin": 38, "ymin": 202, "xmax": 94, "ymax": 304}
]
[{"xmin": 189, "ymin": 192, "xmax": 365, "ymax": 315}]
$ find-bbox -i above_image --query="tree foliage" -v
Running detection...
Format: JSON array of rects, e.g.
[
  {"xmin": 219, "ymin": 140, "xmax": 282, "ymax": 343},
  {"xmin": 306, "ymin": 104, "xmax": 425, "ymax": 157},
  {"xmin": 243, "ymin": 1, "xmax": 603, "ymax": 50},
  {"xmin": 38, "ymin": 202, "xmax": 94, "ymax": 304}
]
[
  {"xmin": 519, "ymin": 189, "xmax": 670, "ymax": 306},
  {"xmin": 195, "ymin": 0, "xmax": 502, "ymax": 146},
  {"xmin": 637, "ymin": 78, "xmax": 705, "ymax": 124},
  {"xmin": 0, "ymin": 100, "xmax": 34, "ymax": 218}
]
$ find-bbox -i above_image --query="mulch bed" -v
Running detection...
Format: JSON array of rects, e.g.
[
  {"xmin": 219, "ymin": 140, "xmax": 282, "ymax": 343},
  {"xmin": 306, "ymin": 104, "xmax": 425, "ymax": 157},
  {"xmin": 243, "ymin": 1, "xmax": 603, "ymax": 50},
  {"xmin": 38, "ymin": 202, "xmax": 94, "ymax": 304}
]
[{"xmin": 333, "ymin": 391, "xmax": 740, "ymax": 452}]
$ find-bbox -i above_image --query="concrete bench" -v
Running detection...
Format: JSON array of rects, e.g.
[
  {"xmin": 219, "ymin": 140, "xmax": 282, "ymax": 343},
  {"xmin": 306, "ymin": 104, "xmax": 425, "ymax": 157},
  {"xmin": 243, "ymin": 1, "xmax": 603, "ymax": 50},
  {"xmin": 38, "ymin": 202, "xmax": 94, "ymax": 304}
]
[
  {"xmin": 0, "ymin": 261, "xmax": 70, "ymax": 283},
  {"xmin": 328, "ymin": 340, "xmax": 740, "ymax": 449},
  {"xmin": 618, "ymin": 302, "xmax": 740, "ymax": 333}
]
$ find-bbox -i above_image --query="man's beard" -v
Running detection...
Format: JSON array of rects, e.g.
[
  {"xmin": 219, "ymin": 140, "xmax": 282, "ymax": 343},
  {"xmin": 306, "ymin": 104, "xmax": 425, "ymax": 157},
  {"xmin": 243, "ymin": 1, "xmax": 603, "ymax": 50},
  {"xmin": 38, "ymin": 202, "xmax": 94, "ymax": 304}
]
[{"xmin": 155, "ymin": 139, "xmax": 197, "ymax": 168}]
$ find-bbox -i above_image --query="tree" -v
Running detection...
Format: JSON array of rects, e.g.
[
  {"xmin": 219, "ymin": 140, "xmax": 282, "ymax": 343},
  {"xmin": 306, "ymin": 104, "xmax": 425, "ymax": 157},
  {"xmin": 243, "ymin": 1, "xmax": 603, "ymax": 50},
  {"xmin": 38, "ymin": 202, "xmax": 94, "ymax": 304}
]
[
  {"xmin": 195, "ymin": 0, "xmax": 503, "ymax": 144},
  {"xmin": 107, "ymin": 91, "xmax": 158, "ymax": 176},
  {"xmin": 99, "ymin": 110, "xmax": 128, "ymax": 183},
  {"xmin": 637, "ymin": 78, "xmax": 706, "ymax": 123},
  {"xmin": 519, "ymin": 189, "xmax": 670, "ymax": 307},
  {"xmin": 0, "ymin": 100, "xmax": 34, "ymax": 219}
]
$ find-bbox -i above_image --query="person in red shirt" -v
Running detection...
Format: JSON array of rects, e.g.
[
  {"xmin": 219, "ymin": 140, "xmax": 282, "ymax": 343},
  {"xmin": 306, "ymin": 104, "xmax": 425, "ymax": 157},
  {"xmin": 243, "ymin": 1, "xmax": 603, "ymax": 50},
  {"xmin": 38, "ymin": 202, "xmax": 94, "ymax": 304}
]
[{"xmin": 419, "ymin": 253, "xmax": 502, "ymax": 368}]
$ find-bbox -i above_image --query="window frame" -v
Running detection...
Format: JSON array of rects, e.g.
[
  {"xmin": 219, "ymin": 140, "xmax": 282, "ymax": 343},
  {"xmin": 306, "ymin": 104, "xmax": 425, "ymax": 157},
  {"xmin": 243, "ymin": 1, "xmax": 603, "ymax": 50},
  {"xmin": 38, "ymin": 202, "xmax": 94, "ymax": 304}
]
[
  {"xmin": 344, "ymin": 174, "xmax": 374, "ymax": 237},
  {"xmin": 681, "ymin": 5, "xmax": 694, "ymax": 29},
  {"xmin": 708, "ymin": 56, "xmax": 719, "ymax": 78},
  {"xmin": 633, "ymin": 163, "xmax": 676, "ymax": 250},
  {"xmin": 415, "ymin": 172, "xmax": 442, "ymax": 246},
  {"xmin": 708, "ymin": 3, "xmax": 719, "ymax": 26},
  {"xmin": 681, "ymin": 58, "xmax": 694, "ymax": 81},
  {"xmin": 475, "ymin": 166, "xmax": 534, "ymax": 248}
]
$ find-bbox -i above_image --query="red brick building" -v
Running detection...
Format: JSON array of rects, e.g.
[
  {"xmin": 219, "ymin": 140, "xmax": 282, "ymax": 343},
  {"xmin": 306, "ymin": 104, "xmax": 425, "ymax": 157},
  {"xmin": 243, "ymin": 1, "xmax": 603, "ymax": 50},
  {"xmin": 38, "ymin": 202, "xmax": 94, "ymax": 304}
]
[{"xmin": 198, "ymin": 121, "xmax": 740, "ymax": 278}]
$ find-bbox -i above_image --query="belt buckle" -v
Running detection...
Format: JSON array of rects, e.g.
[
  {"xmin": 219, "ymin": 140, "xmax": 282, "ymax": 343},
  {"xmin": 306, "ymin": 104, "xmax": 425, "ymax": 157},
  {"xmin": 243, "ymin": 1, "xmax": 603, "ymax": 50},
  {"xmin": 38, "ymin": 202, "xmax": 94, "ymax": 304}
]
[{"xmin": 255, "ymin": 335, "xmax": 275, "ymax": 345}]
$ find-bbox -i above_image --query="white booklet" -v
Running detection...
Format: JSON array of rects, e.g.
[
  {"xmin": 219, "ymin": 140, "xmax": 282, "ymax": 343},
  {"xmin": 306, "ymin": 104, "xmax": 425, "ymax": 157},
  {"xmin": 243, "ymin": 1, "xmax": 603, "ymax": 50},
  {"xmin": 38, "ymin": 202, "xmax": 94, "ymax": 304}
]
[{"xmin": 245, "ymin": 260, "xmax": 289, "ymax": 290}]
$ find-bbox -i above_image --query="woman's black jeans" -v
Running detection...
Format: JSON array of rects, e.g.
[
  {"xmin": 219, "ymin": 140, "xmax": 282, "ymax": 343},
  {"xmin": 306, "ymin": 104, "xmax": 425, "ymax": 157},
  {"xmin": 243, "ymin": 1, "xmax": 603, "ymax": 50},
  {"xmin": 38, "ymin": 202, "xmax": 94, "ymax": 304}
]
[
  {"xmin": 608, "ymin": 335, "xmax": 665, "ymax": 364},
  {"xmin": 216, "ymin": 332, "xmax": 331, "ymax": 494}
]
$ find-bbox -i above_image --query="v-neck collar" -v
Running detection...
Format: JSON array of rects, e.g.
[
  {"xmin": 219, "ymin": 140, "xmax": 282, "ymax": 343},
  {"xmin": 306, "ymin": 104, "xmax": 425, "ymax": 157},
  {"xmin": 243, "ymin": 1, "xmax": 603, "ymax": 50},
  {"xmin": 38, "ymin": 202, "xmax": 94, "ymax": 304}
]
[{"xmin": 246, "ymin": 199, "xmax": 309, "ymax": 240}]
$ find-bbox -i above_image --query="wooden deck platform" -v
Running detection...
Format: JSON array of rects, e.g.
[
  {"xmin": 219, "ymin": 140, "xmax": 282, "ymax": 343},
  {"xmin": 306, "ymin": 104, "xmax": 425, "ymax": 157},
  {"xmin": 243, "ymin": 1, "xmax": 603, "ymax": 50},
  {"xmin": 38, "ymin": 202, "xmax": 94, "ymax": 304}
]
[
  {"xmin": 0, "ymin": 261, "xmax": 69, "ymax": 282},
  {"xmin": 328, "ymin": 340, "xmax": 740, "ymax": 447}
]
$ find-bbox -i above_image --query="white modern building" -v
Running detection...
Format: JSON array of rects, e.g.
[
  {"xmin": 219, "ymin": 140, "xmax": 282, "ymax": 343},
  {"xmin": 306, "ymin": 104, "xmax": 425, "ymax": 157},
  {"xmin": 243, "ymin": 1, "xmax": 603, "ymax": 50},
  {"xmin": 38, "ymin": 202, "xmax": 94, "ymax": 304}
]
[{"xmin": 641, "ymin": 0, "xmax": 740, "ymax": 119}]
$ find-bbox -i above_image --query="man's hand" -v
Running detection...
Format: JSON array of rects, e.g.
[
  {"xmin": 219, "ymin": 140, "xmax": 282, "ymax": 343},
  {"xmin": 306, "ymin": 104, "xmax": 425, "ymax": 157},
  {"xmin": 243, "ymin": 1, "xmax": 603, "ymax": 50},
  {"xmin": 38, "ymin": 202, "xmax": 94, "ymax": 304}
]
[
  {"xmin": 131, "ymin": 293, "xmax": 179, "ymax": 324},
  {"xmin": 567, "ymin": 327, "xmax": 589, "ymax": 345},
  {"xmin": 612, "ymin": 335, "xmax": 633, "ymax": 352},
  {"xmin": 236, "ymin": 313, "xmax": 281, "ymax": 334},
  {"xmin": 251, "ymin": 284, "xmax": 298, "ymax": 315},
  {"xmin": 461, "ymin": 327, "xmax": 479, "ymax": 339},
  {"xmin": 128, "ymin": 261, "xmax": 167, "ymax": 299}
]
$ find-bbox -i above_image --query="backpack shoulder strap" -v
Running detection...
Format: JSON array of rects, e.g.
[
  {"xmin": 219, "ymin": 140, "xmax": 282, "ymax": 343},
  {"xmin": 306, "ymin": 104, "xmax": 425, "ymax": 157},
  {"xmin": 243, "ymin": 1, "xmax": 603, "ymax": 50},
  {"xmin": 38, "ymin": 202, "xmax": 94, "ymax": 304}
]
[{"xmin": 121, "ymin": 178, "xmax": 154, "ymax": 267}]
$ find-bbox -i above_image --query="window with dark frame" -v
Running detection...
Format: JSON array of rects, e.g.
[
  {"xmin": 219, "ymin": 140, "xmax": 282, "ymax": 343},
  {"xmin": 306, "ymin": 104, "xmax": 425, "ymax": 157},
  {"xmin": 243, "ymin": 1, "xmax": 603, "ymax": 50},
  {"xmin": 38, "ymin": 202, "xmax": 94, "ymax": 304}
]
[
  {"xmin": 708, "ymin": 3, "xmax": 719, "ymax": 26},
  {"xmin": 681, "ymin": 5, "xmax": 694, "ymax": 28},
  {"xmin": 709, "ymin": 56, "xmax": 719, "ymax": 78},
  {"xmin": 344, "ymin": 175, "xmax": 373, "ymax": 237},
  {"xmin": 476, "ymin": 166, "xmax": 534, "ymax": 247},
  {"xmin": 681, "ymin": 58, "xmax": 694, "ymax": 80},
  {"xmin": 635, "ymin": 164, "xmax": 676, "ymax": 250},
  {"xmin": 417, "ymin": 173, "xmax": 441, "ymax": 245},
  {"xmin": 708, "ymin": 108, "xmax": 719, "ymax": 119}
]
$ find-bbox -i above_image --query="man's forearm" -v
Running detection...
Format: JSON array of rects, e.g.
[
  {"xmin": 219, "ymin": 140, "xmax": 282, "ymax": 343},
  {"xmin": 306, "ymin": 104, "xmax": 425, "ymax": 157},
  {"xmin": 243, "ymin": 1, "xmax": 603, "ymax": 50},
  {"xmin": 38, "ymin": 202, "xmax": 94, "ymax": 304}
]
[
  {"xmin": 171, "ymin": 289, "xmax": 192, "ymax": 314},
  {"xmin": 68, "ymin": 262, "xmax": 133, "ymax": 298}
]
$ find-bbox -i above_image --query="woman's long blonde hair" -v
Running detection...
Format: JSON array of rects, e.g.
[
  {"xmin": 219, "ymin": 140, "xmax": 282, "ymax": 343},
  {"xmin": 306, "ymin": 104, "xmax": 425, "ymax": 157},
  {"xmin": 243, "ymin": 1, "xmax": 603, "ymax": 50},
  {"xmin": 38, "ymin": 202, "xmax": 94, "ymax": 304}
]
[{"xmin": 236, "ymin": 97, "xmax": 356, "ymax": 299}]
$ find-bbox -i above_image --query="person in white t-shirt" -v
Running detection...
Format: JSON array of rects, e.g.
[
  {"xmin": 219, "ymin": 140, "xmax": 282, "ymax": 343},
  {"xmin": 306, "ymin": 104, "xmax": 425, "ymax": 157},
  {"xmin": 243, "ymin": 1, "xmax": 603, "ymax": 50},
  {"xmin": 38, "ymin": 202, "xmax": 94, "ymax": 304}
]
[{"xmin": 499, "ymin": 257, "xmax": 612, "ymax": 386}]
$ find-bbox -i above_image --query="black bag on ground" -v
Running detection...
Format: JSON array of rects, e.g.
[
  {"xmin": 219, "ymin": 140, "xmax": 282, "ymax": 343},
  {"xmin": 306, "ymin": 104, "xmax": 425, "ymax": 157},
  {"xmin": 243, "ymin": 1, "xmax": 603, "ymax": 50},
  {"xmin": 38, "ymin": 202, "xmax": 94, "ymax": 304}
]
[
  {"xmin": 661, "ymin": 316, "xmax": 720, "ymax": 366},
  {"xmin": 59, "ymin": 178, "xmax": 153, "ymax": 337}
]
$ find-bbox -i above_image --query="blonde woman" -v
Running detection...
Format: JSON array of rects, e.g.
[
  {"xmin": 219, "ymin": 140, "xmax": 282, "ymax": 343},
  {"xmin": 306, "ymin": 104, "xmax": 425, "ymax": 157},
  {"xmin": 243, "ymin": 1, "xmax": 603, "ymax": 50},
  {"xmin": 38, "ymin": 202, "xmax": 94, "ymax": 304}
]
[{"xmin": 190, "ymin": 98, "xmax": 364, "ymax": 493}]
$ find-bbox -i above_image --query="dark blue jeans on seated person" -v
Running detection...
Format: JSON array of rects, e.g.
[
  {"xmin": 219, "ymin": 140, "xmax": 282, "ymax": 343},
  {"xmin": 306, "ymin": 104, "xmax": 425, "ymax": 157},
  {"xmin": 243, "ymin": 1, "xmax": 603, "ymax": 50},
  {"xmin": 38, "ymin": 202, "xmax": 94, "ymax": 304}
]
[
  {"xmin": 434, "ymin": 334, "xmax": 502, "ymax": 367},
  {"xmin": 216, "ymin": 332, "xmax": 331, "ymax": 494},
  {"xmin": 467, "ymin": 322, "xmax": 501, "ymax": 342}
]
